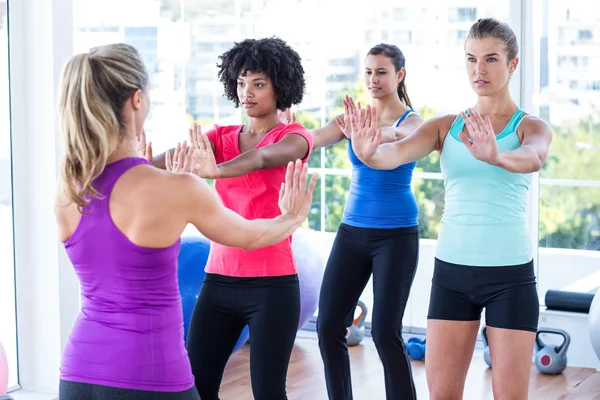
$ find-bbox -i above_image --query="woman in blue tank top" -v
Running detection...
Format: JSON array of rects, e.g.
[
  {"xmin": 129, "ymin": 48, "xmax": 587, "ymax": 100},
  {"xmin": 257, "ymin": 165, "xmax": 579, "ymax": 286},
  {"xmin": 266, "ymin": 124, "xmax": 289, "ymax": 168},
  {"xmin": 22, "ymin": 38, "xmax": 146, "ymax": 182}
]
[
  {"xmin": 350, "ymin": 20, "xmax": 553, "ymax": 400},
  {"xmin": 282, "ymin": 44, "xmax": 424, "ymax": 400}
]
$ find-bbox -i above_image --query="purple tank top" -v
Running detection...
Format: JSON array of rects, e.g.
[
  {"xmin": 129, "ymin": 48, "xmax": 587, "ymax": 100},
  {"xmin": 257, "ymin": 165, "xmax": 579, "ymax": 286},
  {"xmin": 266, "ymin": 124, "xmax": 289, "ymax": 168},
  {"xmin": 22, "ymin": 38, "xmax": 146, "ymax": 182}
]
[{"xmin": 60, "ymin": 157, "xmax": 194, "ymax": 392}]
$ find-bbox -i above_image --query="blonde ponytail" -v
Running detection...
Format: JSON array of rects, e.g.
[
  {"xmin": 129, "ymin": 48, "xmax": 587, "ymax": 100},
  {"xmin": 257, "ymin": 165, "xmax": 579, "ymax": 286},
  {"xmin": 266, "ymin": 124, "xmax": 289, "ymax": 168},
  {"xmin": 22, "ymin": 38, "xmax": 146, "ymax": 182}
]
[{"xmin": 57, "ymin": 43, "xmax": 148, "ymax": 211}]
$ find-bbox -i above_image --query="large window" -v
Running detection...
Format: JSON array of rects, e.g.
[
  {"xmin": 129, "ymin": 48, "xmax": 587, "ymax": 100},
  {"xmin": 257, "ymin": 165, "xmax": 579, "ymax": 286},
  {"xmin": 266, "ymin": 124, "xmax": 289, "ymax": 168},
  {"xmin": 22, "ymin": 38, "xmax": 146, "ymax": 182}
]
[
  {"xmin": 0, "ymin": 0, "xmax": 18, "ymax": 390},
  {"xmin": 536, "ymin": 2, "xmax": 600, "ymax": 301},
  {"xmin": 73, "ymin": 0, "xmax": 514, "ymax": 330}
]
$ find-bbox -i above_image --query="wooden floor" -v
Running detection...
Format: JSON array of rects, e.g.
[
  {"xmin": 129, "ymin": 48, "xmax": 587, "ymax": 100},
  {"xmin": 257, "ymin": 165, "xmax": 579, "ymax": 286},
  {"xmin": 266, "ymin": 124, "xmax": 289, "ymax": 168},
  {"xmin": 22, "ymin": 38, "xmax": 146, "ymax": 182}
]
[{"xmin": 219, "ymin": 335, "xmax": 600, "ymax": 400}]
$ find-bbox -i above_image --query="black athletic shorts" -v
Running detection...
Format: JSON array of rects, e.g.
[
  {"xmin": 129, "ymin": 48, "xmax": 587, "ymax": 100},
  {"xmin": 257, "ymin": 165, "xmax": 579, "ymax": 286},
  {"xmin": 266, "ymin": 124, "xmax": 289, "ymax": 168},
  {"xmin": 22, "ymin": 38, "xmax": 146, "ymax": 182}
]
[{"xmin": 427, "ymin": 258, "xmax": 539, "ymax": 332}]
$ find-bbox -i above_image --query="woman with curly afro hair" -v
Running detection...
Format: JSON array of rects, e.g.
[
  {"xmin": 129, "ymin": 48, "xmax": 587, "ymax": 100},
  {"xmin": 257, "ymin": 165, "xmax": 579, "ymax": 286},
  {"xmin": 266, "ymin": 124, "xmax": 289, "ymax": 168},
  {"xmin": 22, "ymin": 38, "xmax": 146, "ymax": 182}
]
[{"xmin": 152, "ymin": 36, "xmax": 314, "ymax": 400}]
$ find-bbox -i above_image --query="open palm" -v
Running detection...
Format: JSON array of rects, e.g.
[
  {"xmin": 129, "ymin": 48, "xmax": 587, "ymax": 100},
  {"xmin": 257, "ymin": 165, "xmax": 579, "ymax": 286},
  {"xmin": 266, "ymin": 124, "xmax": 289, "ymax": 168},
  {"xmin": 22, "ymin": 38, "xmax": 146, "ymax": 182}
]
[
  {"xmin": 351, "ymin": 105, "xmax": 382, "ymax": 160},
  {"xmin": 335, "ymin": 95, "xmax": 360, "ymax": 139},
  {"xmin": 136, "ymin": 129, "xmax": 153, "ymax": 162},
  {"xmin": 459, "ymin": 109, "xmax": 500, "ymax": 165},
  {"xmin": 189, "ymin": 123, "xmax": 221, "ymax": 179}
]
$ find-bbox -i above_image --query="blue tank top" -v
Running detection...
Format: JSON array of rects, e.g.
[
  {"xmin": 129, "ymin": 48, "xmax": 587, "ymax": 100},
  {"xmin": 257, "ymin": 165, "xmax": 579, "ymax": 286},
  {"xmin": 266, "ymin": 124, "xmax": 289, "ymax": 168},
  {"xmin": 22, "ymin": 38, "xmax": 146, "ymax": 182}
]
[
  {"xmin": 61, "ymin": 157, "xmax": 194, "ymax": 392},
  {"xmin": 436, "ymin": 109, "xmax": 533, "ymax": 266},
  {"xmin": 342, "ymin": 110, "xmax": 419, "ymax": 229}
]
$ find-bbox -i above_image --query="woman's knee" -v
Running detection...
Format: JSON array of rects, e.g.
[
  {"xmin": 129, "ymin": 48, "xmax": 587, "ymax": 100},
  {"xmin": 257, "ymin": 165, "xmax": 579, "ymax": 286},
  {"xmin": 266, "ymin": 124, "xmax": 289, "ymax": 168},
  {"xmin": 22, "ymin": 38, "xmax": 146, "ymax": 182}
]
[
  {"xmin": 316, "ymin": 313, "xmax": 347, "ymax": 340},
  {"xmin": 370, "ymin": 317, "xmax": 403, "ymax": 349}
]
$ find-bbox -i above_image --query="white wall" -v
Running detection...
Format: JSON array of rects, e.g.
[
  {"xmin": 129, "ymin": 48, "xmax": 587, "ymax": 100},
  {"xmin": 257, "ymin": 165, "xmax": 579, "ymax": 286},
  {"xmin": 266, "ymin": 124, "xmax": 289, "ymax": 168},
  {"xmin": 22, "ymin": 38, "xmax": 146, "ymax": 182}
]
[{"xmin": 9, "ymin": 0, "xmax": 79, "ymax": 394}]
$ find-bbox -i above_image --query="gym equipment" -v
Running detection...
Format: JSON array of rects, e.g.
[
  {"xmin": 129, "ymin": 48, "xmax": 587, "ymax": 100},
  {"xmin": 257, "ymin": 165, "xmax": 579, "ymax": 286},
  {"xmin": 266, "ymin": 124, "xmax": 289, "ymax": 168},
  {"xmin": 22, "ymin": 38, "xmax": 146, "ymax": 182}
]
[
  {"xmin": 545, "ymin": 289, "xmax": 595, "ymax": 313},
  {"xmin": 177, "ymin": 235, "xmax": 250, "ymax": 352},
  {"xmin": 292, "ymin": 228, "xmax": 326, "ymax": 330},
  {"xmin": 589, "ymin": 289, "xmax": 600, "ymax": 363},
  {"xmin": 177, "ymin": 236, "xmax": 209, "ymax": 342},
  {"xmin": 0, "ymin": 340, "xmax": 7, "ymax": 395},
  {"xmin": 405, "ymin": 337, "xmax": 426, "ymax": 360},
  {"xmin": 346, "ymin": 301, "xmax": 368, "ymax": 346},
  {"xmin": 534, "ymin": 328, "xmax": 570, "ymax": 374},
  {"xmin": 481, "ymin": 325, "xmax": 492, "ymax": 368}
]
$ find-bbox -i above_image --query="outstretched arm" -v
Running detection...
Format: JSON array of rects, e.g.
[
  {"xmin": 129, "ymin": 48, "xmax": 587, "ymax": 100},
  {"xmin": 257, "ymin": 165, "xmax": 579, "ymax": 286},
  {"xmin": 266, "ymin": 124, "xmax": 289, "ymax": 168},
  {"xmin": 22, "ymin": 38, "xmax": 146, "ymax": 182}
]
[
  {"xmin": 187, "ymin": 122, "xmax": 311, "ymax": 179},
  {"xmin": 351, "ymin": 106, "xmax": 441, "ymax": 170},
  {"xmin": 215, "ymin": 135, "xmax": 310, "ymax": 178},
  {"xmin": 152, "ymin": 125, "xmax": 217, "ymax": 170},
  {"xmin": 494, "ymin": 117, "xmax": 552, "ymax": 173},
  {"xmin": 180, "ymin": 160, "xmax": 316, "ymax": 250},
  {"xmin": 459, "ymin": 110, "xmax": 552, "ymax": 173},
  {"xmin": 380, "ymin": 114, "xmax": 425, "ymax": 142}
]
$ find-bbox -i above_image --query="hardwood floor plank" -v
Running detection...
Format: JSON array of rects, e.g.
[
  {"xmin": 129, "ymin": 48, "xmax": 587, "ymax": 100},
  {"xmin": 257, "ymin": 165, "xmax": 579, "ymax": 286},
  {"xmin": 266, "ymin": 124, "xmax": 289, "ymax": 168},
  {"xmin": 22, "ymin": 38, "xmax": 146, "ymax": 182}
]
[{"xmin": 218, "ymin": 337, "xmax": 599, "ymax": 399}]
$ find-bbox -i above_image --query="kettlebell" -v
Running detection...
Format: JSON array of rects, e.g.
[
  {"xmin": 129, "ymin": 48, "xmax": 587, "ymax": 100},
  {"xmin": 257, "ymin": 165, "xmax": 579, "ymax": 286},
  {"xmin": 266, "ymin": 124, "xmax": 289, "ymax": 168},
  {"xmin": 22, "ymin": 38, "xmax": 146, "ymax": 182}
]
[
  {"xmin": 481, "ymin": 326, "xmax": 492, "ymax": 368},
  {"xmin": 405, "ymin": 337, "xmax": 426, "ymax": 360},
  {"xmin": 534, "ymin": 328, "xmax": 570, "ymax": 374},
  {"xmin": 346, "ymin": 301, "xmax": 368, "ymax": 346}
]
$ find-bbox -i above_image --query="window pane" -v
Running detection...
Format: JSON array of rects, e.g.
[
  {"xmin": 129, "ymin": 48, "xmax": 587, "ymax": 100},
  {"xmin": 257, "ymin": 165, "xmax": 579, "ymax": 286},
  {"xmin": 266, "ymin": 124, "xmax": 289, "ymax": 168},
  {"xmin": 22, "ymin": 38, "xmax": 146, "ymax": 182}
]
[
  {"xmin": 414, "ymin": 177, "xmax": 445, "ymax": 239},
  {"xmin": 72, "ymin": 0, "xmax": 513, "ymax": 333},
  {"xmin": 0, "ymin": 0, "xmax": 18, "ymax": 389},
  {"xmin": 538, "ymin": 3, "xmax": 600, "ymax": 303},
  {"xmin": 305, "ymin": 175, "xmax": 322, "ymax": 232},
  {"xmin": 325, "ymin": 175, "xmax": 351, "ymax": 233}
]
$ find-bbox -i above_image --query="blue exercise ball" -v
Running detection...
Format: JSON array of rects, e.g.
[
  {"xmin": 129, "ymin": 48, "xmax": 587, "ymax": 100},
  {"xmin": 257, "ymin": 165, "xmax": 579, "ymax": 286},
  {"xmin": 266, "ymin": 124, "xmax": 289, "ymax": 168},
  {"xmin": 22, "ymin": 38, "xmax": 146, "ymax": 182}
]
[{"xmin": 177, "ymin": 234, "xmax": 249, "ymax": 352}]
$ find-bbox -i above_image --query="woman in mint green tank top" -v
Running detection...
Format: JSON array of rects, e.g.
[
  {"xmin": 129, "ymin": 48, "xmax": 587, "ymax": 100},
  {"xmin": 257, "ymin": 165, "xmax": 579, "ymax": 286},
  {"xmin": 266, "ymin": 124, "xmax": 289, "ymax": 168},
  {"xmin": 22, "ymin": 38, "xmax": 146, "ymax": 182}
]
[{"xmin": 348, "ymin": 18, "xmax": 553, "ymax": 400}]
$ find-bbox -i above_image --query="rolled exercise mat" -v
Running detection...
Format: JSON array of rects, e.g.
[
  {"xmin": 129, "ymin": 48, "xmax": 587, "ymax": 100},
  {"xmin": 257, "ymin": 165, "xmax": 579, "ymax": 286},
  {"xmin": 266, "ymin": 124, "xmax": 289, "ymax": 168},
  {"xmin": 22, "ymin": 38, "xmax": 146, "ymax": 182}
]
[{"xmin": 545, "ymin": 289, "xmax": 595, "ymax": 313}]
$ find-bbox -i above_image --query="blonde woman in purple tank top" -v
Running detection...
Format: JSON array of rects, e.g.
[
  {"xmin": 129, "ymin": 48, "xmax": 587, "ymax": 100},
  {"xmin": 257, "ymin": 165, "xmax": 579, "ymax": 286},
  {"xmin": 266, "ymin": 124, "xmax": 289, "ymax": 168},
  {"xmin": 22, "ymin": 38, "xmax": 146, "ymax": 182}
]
[{"xmin": 54, "ymin": 43, "xmax": 316, "ymax": 400}]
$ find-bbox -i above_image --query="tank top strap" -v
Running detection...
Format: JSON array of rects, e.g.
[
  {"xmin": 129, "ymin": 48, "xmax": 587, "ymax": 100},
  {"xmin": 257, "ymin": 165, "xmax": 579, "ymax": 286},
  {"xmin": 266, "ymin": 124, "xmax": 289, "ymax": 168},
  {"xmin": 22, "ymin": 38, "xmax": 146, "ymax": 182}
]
[
  {"xmin": 448, "ymin": 113, "xmax": 465, "ymax": 141},
  {"xmin": 395, "ymin": 109, "xmax": 414, "ymax": 127},
  {"xmin": 448, "ymin": 108, "xmax": 524, "ymax": 141},
  {"xmin": 83, "ymin": 157, "xmax": 152, "ymax": 213}
]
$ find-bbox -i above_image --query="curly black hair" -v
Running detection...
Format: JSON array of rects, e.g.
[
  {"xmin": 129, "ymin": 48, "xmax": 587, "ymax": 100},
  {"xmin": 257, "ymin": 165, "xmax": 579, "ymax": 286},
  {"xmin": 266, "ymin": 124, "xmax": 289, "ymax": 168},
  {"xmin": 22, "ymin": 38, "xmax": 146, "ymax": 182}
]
[{"xmin": 217, "ymin": 37, "xmax": 305, "ymax": 110}]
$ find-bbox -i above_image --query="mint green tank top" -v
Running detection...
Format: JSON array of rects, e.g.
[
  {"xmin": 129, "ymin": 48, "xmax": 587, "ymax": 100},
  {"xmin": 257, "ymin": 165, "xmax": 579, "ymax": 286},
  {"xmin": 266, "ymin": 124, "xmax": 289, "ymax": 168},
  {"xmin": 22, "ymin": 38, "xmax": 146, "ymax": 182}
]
[{"xmin": 436, "ymin": 109, "xmax": 533, "ymax": 266}]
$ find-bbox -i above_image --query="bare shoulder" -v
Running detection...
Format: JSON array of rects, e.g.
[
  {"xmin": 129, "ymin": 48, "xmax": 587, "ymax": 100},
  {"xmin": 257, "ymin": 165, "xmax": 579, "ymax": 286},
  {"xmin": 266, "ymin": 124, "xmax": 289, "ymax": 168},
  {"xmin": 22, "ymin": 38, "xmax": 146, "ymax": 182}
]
[
  {"xmin": 438, "ymin": 113, "xmax": 459, "ymax": 126},
  {"xmin": 402, "ymin": 112, "xmax": 425, "ymax": 125},
  {"xmin": 520, "ymin": 114, "xmax": 552, "ymax": 132},
  {"xmin": 122, "ymin": 164, "xmax": 204, "ymax": 202},
  {"xmin": 54, "ymin": 191, "xmax": 80, "ymax": 240},
  {"xmin": 405, "ymin": 112, "xmax": 425, "ymax": 121},
  {"xmin": 430, "ymin": 114, "xmax": 460, "ymax": 152},
  {"xmin": 429, "ymin": 113, "xmax": 458, "ymax": 134},
  {"xmin": 517, "ymin": 114, "xmax": 552, "ymax": 143}
]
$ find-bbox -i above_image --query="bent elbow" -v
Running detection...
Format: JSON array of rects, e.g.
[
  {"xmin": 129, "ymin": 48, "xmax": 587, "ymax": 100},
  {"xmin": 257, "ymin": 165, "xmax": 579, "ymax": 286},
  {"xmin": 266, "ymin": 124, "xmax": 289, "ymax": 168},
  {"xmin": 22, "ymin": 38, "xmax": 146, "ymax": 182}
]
[
  {"xmin": 530, "ymin": 152, "xmax": 545, "ymax": 173},
  {"xmin": 241, "ymin": 234, "xmax": 263, "ymax": 251},
  {"xmin": 241, "ymin": 239, "xmax": 257, "ymax": 252}
]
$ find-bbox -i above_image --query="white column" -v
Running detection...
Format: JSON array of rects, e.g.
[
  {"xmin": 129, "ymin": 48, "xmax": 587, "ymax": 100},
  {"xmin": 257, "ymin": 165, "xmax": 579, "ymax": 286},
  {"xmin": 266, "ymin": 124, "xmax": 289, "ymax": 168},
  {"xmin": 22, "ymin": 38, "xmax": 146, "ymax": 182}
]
[
  {"xmin": 9, "ymin": 0, "xmax": 77, "ymax": 394},
  {"xmin": 514, "ymin": 0, "xmax": 543, "ymax": 275}
]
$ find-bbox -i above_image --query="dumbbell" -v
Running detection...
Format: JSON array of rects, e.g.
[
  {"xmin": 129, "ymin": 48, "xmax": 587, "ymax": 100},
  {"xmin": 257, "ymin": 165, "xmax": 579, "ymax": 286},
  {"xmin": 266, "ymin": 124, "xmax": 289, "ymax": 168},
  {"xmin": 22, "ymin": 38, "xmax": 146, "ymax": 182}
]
[
  {"xmin": 481, "ymin": 325, "xmax": 492, "ymax": 368},
  {"xmin": 346, "ymin": 301, "xmax": 368, "ymax": 346},
  {"xmin": 534, "ymin": 328, "xmax": 570, "ymax": 374},
  {"xmin": 405, "ymin": 337, "xmax": 426, "ymax": 360}
]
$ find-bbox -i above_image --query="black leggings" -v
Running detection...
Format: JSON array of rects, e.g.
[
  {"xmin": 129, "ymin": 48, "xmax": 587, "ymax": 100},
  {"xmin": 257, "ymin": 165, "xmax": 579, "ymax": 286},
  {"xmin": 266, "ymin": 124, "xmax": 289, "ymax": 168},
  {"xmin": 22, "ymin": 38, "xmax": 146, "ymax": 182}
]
[
  {"xmin": 58, "ymin": 380, "xmax": 200, "ymax": 399},
  {"xmin": 186, "ymin": 273, "xmax": 300, "ymax": 400},
  {"xmin": 317, "ymin": 223, "xmax": 419, "ymax": 400}
]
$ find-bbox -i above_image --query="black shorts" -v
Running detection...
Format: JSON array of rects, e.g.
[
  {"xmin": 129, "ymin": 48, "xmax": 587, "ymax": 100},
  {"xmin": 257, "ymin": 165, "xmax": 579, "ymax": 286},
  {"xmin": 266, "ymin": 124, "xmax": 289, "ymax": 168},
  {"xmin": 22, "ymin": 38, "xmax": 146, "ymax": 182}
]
[{"xmin": 427, "ymin": 258, "xmax": 539, "ymax": 332}]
